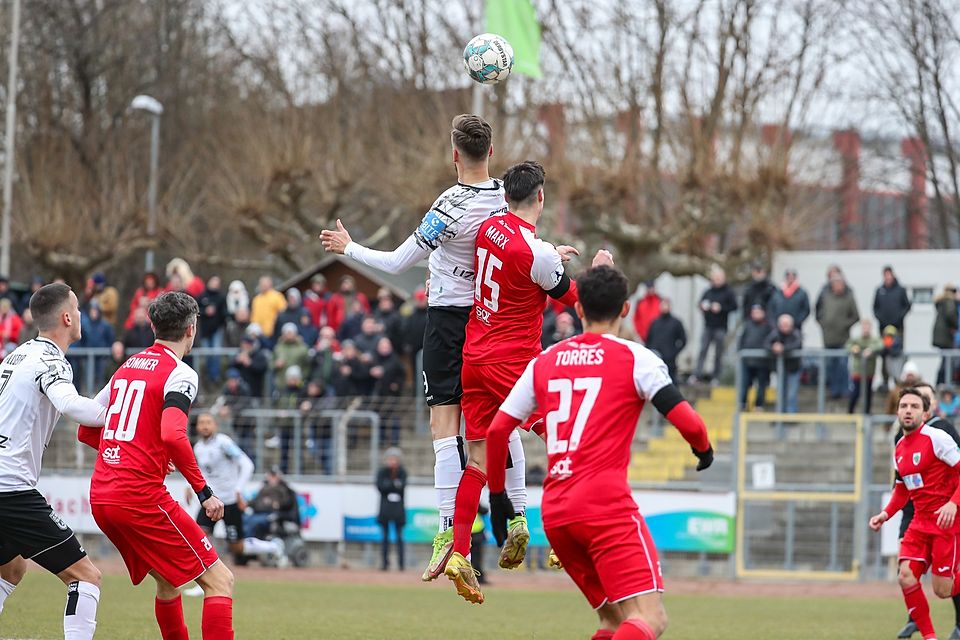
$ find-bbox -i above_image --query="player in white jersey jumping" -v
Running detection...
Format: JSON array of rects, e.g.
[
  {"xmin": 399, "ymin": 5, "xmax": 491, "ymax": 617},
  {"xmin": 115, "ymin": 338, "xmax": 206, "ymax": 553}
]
[
  {"xmin": 184, "ymin": 413, "xmax": 284, "ymax": 592},
  {"xmin": 0, "ymin": 284, "xmax": 110, "ymax": 639},
  {"xmin": 321, "ymin": 114, "xmax": 520, "ymax": 580}
]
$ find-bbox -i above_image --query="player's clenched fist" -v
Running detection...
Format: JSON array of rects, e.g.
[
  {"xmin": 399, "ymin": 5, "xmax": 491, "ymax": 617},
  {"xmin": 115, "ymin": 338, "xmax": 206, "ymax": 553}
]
[
  {"xmin": 203, "ymin": 495, "xmax": 225, "ymax": 522},
  {"xmin": 868, "ymin": 511, "xmax": 888, "ymax": 531},
  {"xmin": 591, "ymin": 249, "xmax": 614, "ymax": 267},
  {"xmin": 319, "ymin": 219, "xmax": 353, "ymax": 254}
]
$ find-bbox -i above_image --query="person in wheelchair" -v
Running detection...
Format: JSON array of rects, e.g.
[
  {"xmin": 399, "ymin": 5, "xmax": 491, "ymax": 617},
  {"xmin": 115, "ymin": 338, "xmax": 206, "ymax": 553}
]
[{"xmin": 244, "ymin": 467, "xmax": 310, "ymax": 567}]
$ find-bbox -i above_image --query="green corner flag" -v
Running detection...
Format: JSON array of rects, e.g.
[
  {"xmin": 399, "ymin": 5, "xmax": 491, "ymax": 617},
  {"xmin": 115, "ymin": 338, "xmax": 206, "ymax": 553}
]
[{"xmin": 486, "ymin": 0, "xmax": 542, "ymax": 79}]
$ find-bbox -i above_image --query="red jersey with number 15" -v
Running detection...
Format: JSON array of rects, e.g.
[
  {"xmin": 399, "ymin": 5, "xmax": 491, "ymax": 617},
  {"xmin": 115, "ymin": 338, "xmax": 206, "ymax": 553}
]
[
  {"xmin": 90, "ymin": 344, "xmax": 200, "ymax": 506},
  {"xmin": 499, "ymin": 333, "xmax": 673, "ymax": 528},
  {"xmin": 463, "ymin": 212, "xmax": 568, "ymax": 365}
]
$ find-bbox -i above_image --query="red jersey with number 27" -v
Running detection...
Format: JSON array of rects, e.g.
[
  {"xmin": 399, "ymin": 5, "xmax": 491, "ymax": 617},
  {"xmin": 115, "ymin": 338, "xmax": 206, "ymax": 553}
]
[
  {"xmin": 499, "ymin": 333, "xmax": 673, "ymax": 528},
  {"xmin": 894, "ymin": 424, "xmax": 960, "ymax": 534},
  {"xmin": 463, "ymin": 212, "xmax": 567, "ymax": 366},
  {"xmin": 90, "ymin": 344, "xmax": 201, "ymax": 506}
]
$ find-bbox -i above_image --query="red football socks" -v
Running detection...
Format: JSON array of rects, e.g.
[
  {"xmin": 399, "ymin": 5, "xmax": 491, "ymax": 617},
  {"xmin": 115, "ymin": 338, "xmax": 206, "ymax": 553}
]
[
  {"xmin": 902, "ymin": 583, "xmax": 936, "ymax": 639},
  {"xmin": 453, "ymin": 466, "xmax": 487, "ymax": 557},
  {"xmin": 155, "ymin": 596, "xmax": 189, "ymax": 640},
  {"xmin": 202, "ymin": 596, "xmax": 234, "ymax": 640},
  {"xmin": 612, "ymin": 619, "xmax": 657, "ymax": 640},
  {"xmin": 591, "ymin": 630, "xmax": 615, "ymax": 640}
]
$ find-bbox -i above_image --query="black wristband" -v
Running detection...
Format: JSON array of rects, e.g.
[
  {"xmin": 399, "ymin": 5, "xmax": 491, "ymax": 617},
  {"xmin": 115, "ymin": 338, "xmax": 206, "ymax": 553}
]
[{"xmin": 196, "ymin": 485, "xmax": 214, "ymax": 503}]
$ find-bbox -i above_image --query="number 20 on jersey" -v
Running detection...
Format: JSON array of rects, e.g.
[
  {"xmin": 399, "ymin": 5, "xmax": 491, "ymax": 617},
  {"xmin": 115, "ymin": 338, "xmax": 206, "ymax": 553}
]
[{"xmin": 103, "ymin": 379, "xmax": 146, "ymax": 442}]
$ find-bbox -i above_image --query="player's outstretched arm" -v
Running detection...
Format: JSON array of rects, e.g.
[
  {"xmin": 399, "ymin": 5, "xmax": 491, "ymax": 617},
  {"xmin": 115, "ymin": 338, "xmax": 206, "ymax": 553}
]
[
  {"xmin": 650, "ymin": 384, "xmax": 713, "ymax": 470},
  {"xmin": 45, "ymin": 380, "xmax": 108, "ymax": 427},
  {"xmin": 320, "ymin": 219, "xmax": 430, "ymax": 275},
  {"xmin": 76, "ymin": 382, "xmax": 113, "ymax": 449}
]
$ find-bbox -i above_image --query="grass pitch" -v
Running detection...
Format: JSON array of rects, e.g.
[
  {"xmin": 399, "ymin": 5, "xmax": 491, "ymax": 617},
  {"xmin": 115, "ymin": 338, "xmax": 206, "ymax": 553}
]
[{"xmin": 0, "ymin": 572, "xmax": 953, "ymax": 639}]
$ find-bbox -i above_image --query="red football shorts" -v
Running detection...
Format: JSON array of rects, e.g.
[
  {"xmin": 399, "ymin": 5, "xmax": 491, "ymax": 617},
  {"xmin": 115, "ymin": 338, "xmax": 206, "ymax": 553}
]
[
  {"xmin": 546, "ymin": 512, "xmax": 663, "ymax": 610},
  {"xmin": 93, "ymin": 497, "xmax": 220, "ymax": 588},
  {"xmin": 899, "ymin": 525, "xmax": 960, "ymax": 577},
  {"xmin": 461, "ymin": 360, "xmax": 543, "ymax": 441}
]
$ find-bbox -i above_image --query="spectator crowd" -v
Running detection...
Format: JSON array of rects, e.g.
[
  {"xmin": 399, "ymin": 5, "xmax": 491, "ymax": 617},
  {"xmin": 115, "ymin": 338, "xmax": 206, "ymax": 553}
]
[
  {"xmin": 632, "ymin": 262, "xmax": 960, "ymax": 418},
  {"xmin": 5, "ymin": 256, "xmax": 958, "ymax": 471}
]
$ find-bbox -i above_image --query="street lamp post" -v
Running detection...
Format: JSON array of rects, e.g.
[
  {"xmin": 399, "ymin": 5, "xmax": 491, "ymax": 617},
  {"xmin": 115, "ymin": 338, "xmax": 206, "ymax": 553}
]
[
  {"xmin": 130, "ymin": 95, "xmax": 163, "ymax": 273},
  {"xmin": 1, "ymin": 0, "xmax": 22, "ymax": 279}
]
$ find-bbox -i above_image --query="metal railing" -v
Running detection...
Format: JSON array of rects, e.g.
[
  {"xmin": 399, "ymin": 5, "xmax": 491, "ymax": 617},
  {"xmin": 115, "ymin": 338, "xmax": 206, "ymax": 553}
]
[
  {"xmin": 734, "ymin": 348, "xmax": 960, "ymax": 415},
  {"xmin": 68, "ymin": 346, "xmax": 242, "ymax": 395}
]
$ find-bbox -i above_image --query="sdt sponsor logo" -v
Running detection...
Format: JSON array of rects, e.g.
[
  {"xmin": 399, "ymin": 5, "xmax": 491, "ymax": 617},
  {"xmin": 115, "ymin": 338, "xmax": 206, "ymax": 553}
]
[
  {"xmin": 549, "ymin": 457, "xmax": 573, "ymax": 480},
  {"xmin": 102, "ymin": 446, "xmax": 121, "ymax": 465},
  {"xmin": 475, "ymin": 306, "xmax": 492, "ymax": 324}
]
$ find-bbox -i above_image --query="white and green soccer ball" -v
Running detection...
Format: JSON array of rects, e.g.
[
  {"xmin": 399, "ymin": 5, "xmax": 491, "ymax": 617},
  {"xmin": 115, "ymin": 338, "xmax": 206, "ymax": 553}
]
[{"xmin": 463, "ymin": 33, "xmax": 514, "ymax": 85}]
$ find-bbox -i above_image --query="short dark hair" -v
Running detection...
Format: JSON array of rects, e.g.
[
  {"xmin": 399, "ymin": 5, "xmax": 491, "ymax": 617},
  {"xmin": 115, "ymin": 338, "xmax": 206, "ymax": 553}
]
[
  {"xmin": 148, "ymin": 292, "xmax": 199, "ymax": 341},
  {"xmin": 898, "ymin": 386, "xmax": 930, "ymax": 412},
  {"xmin": 31, "ymin": 283, "xmax": 73, "ymax": 331},
  {"xmin": 451, "ymin": 114, "xmax": 492, "ymax": 161},
  {"xmin": 577, "ymin": 265, "xmax": 629, "ymax": 322},
  {"xmin": 503, "ymin": 161, "xmax": 545, "ymax": 206}
]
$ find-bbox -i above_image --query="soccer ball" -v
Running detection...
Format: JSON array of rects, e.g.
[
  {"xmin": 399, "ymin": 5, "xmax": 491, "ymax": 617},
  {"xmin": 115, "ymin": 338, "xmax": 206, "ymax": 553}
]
[{"xmin": 463, "ymin": 33, "xmax": 514, "ymax": 85}]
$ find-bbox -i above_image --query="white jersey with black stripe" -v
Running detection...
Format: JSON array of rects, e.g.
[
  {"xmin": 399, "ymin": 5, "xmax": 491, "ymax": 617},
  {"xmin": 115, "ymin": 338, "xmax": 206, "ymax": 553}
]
[
  {"xmin": 415, "ymin": 180, "xmax": 507, "ymax": 306},
  {"xmin": 0, "ymin": 338, "xmax": 108, "ymax": 492},
  {"xmin": 344, "ymin": 180, "xmax": 506, "ymax": 307}
]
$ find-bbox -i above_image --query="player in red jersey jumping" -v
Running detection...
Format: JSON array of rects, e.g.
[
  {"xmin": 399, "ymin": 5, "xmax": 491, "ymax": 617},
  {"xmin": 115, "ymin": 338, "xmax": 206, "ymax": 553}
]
[
  {"xmin": 485, "ymin": 265, "xmax": 714, "ymax": 640},
  {"xmin": 444, "ymin": 160, "xmax": 612, "ymax": 603},
  {"xmin": 870, "ymin": 387, "xmax": 960, "ymax": 640},
  {"xmin": 78, "ymin": 292, "xmax": 235, "ymax": 640}
]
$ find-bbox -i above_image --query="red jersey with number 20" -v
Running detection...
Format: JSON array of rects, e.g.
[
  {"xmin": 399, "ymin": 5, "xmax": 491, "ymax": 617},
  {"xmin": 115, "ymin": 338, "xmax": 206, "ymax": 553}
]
[
  {"xmin": 895, "ymin": 424, "xmax": 960, "ymax": 534},
  {"xmin": 499, "ymin": 333, "xmax": 673, "ymax": 528},
  {"xmin": 90, "ymin": 344, "xmax": 201, "ymax": 506},
  {"xmin": 463, "ymin": 212, "xmax": 567, "ymax": 366}
]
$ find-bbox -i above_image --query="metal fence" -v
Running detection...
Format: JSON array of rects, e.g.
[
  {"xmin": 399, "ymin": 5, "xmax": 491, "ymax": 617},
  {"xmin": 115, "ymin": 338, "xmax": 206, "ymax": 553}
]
[{"xmin": 735, "ymin": 347, "xmax": 960, "ymax": 415}]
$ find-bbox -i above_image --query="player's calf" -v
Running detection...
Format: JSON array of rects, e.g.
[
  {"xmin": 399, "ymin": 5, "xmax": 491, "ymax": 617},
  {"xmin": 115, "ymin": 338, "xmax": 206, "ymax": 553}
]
[
  {"xmin": 57, "ymin": 557, "xmax": 102, "ymax": 640},
  {"xmin": 197, "ymin": 562, "xmax": 235, "ymax": 640}
]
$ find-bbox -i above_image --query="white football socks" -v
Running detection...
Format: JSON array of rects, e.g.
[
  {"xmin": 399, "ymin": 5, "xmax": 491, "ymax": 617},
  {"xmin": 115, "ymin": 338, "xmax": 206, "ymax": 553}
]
[
  {"xmin": 63, "ymin": 580, "xmax": 99, "ymax": 640},
  {"xmin": 506, "ymin": 429, "xmax": 527, "ymax": 516},
  {"xmin": 0, "ymin": 577, "xmax": 15, "ymax": 615},
  {"xmin": 243, "ymin": 537, "xmax": 279, "ymax": 556},
  {"xmin": 434, "ymin": 435, "xmax": 465, "ymax": 532}
]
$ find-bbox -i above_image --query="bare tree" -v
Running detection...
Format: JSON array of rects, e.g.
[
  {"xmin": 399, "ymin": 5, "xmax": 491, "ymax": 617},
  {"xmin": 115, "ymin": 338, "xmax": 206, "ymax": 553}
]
[{"xmin": 852, "ymin": 0, "xmax": 960, "ymax": 248}]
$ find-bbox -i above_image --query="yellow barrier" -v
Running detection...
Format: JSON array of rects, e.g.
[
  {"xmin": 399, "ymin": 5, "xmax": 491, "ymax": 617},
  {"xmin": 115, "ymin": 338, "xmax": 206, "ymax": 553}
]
[{"xmin": 735, "ymin": 412, "xmax": 863, "ymax": 580}]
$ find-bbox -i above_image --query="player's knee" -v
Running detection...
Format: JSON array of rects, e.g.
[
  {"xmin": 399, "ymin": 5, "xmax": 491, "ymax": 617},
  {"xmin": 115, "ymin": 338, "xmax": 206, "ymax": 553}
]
[
  {"xmin": 203, "ymin": 564, "xmax": 234, "ymax": 596},
  {"xmin": 61, "ymin": 559, "xmax": 101, "ymax": 588},
  {"xmin": 898, "ymin": 566, "xmax": 919, "ymax": 589},
  {"xmin": 1, "ymin": 557, "xmax": 26, "ymax": 584},
  {"xmin": 933, "ymin": 579, "xmax": 954, "ymax": 599}
]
